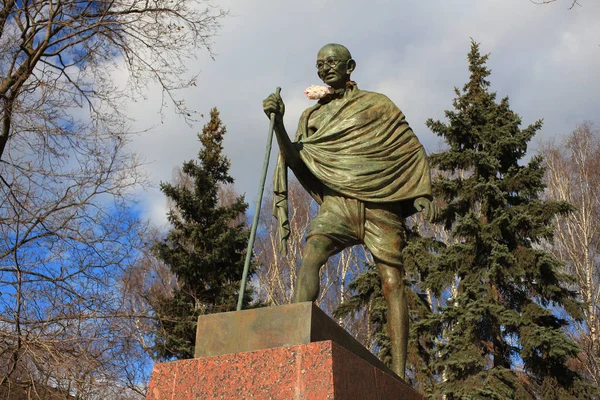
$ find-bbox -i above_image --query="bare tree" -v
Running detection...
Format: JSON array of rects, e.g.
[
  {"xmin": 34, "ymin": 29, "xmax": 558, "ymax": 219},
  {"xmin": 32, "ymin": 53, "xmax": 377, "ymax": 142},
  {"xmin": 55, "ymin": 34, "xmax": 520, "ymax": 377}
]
[
  {"xmin": 0, "ymin": 0, "xmax": 227, "ymax": 397},
  {"xmin": 530, "ymin": 0, "xmax": 581, "ymax": 9},
  {"xmin": 542, "ymin": 121, "xmax": 600, "ymax": 385},
  {"xmin": 0, "ymin": 0, "xmax": 226, "ymax": 160},
  {"xmin": 0, "ymin": 128, "xmax": 153, "ymax": 397}
]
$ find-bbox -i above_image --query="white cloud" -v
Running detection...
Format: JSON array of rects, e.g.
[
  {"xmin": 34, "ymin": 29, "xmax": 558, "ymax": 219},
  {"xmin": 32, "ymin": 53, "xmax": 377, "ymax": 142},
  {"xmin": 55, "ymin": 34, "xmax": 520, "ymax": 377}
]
[{"xmin": 118, "ymin": 0, "xmax": 600, "ymax": 227}]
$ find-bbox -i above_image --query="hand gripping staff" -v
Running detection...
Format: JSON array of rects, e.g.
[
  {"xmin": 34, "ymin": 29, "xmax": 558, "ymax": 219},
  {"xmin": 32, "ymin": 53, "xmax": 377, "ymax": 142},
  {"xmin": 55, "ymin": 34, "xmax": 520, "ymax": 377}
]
[{"xmin": 236, "ymin": 87, "xmax": 281, "ymax": 311}]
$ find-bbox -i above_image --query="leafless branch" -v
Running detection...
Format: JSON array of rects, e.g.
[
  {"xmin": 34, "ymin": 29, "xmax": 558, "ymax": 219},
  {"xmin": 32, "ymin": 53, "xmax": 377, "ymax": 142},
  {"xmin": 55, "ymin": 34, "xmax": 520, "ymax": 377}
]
[
  {"xmin": 541, "ymin": 122, "xmax": 600, "ymax": 384},
  {"xmin": 530, "ymin": 0, "xmax": 581, "ymax": 9},
  {"xmin": 0, "ymin": 1, "xmax": 228, "ymax": 397}
]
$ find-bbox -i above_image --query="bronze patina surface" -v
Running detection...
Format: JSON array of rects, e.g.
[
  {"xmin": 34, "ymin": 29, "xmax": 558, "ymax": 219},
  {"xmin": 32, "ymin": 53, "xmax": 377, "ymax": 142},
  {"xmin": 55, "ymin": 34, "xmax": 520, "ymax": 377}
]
[
  {"xmin": 263, "ymin": 43, "xmax": 437, "ymax": 379},
  {"xmin": 195, "ymin": 302, "xmax": 397, "ymax": 377}
]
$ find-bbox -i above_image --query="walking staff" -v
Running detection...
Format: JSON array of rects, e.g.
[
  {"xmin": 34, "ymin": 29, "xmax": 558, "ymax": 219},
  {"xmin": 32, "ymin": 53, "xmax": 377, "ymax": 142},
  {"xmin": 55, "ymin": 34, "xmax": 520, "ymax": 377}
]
[{"xmin": 236, "ymin": 87, "xmax": 281, "ymax": 311}]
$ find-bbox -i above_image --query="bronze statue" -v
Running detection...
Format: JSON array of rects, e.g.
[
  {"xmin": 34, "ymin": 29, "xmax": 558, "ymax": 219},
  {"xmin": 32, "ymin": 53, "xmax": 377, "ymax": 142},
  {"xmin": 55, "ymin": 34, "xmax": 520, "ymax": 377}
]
[{"xmin": 263, "ymin": 43, "xmax": 436, "ymax": 379}]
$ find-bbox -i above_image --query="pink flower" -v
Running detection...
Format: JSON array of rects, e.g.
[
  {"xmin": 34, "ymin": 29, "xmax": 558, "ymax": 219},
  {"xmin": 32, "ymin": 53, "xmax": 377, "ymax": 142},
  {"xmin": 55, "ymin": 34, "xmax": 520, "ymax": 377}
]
[{"xmin": 304, "ymin": 85, "xmax": 334, "ymax": 100}]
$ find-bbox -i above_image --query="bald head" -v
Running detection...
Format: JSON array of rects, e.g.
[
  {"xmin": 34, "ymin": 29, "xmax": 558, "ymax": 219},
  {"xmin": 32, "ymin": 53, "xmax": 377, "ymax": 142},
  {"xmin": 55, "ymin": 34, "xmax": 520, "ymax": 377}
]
[
  {"xmin": 316, "ymin": 43, "xmax": 356, "ymax": 89},
  {"xmin": 317, "ymin": 43, "xmax": 352, "ymax": 60}
]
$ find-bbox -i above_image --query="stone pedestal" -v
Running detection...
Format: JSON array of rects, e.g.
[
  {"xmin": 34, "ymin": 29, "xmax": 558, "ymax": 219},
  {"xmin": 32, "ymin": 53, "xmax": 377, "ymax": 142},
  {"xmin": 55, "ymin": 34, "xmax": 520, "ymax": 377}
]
[{"xmin": 146, "ymin": 303, "xmax": 423, "ymax": 399}]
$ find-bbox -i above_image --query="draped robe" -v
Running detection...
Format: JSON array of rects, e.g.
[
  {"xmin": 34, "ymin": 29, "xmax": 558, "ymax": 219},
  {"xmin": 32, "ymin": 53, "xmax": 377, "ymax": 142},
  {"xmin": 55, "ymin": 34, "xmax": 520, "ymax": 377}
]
[{"xmin": 273, "ymin": 87, "xmax": 432, "ymax": 254}]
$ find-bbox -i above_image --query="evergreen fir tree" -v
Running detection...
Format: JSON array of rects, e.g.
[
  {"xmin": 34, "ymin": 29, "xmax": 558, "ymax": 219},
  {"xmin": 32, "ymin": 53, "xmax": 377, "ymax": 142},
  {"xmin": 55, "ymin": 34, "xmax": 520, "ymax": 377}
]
[
  {"xmin": 151, "ymin": 108, "xmax": 253, "ymax": 360},
  {"xmin": 402, "ymin": 225, "xmax": 447, "ymax": 394},
  {"xmin": 421, "ymin": 40, "xmax": 582, "ymax": 399}
]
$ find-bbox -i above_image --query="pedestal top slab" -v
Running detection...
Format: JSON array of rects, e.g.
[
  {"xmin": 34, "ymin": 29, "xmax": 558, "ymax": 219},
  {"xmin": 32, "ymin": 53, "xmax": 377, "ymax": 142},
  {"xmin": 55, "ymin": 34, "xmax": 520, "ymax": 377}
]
[{"xmin": 195, "ymin": 302, "xmax": 397, "ymax": 378}]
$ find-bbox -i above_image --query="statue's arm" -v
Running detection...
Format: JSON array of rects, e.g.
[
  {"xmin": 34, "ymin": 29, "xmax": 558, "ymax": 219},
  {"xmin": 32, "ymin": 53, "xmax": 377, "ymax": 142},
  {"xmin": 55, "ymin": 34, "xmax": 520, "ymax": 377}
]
[
  {"xmin": 263, "ymin": 92, "xmax": 302, "ymax": 169},
  {"xmin": 273, "ymin": 119, "xmax": 303, "ymax": 170}
]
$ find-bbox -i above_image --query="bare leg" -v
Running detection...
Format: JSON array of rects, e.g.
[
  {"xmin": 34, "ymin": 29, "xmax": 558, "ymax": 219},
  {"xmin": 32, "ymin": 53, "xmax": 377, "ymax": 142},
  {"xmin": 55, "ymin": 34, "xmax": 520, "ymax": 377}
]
[
  {"xmin": 377, "ymin": 261, "xmax": 408, "ymax": 380},
  {"xmin": 293, "ymin": 235, "xmax": 339, "ymax": 302}
]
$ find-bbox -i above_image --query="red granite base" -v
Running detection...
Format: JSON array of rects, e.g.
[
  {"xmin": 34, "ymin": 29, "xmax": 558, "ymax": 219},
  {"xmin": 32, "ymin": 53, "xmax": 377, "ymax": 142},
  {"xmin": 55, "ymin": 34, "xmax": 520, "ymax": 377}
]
[{"xmin": 146, "ymin": 340, "xmax": 423, "ymax": 400}]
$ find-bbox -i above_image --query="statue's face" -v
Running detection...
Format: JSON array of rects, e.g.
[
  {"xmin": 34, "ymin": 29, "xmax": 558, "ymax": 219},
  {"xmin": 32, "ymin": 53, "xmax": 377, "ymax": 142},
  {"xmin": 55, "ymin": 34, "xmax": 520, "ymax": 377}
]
[{"xmin": 316, "ymin": 46, "xmax": 352, "ymax": 89}]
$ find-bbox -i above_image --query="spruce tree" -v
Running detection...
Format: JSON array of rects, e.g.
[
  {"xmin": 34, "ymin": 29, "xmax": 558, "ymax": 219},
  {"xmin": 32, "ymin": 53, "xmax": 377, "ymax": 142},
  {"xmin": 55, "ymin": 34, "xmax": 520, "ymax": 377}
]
[
  {"xmin": 421, "ymin": 40, "xmax": 581, "ymax": 399},
  {"xmin": 151, "ymin": 108, "xmax": 253, "ymax": 360}
]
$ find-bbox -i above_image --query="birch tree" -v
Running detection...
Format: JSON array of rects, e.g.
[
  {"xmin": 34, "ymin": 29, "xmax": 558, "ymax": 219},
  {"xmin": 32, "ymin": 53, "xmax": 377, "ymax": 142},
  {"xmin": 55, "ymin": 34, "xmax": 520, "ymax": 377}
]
[{"xmin": 542, "ymin": 121, "xmax": 600, "ymax": 385}]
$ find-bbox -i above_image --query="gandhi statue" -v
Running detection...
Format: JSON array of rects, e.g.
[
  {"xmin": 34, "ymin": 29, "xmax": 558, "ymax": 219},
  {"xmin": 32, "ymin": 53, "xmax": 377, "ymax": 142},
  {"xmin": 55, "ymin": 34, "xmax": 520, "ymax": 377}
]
[{"xmin": 263, "ymin": 43, "xmax": 436, "ymax": 379}]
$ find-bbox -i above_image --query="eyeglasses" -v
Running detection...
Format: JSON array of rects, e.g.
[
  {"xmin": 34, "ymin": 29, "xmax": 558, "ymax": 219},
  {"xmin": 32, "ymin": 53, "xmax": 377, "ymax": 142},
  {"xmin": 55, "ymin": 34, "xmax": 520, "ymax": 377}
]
[{"xmin": 316, "ymin": 58, "xmax": 347, "ymax": 70}]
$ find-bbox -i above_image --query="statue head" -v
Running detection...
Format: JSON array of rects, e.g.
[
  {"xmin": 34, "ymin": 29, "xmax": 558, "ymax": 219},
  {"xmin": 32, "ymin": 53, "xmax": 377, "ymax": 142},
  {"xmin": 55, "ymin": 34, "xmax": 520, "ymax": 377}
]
[{"xmin": 316, "ymin": 43, "xmax": 356, "ymax": 89}]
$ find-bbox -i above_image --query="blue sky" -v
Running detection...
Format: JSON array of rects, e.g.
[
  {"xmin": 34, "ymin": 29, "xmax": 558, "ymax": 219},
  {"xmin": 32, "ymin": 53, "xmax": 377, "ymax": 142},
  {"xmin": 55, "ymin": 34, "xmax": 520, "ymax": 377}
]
[{"xmin": 118, "ymin": 0, "xmax": 600, "ymax": 227}]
